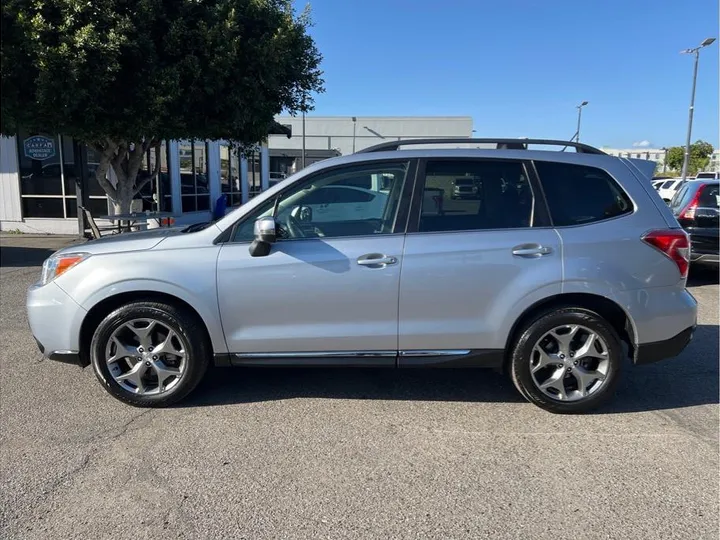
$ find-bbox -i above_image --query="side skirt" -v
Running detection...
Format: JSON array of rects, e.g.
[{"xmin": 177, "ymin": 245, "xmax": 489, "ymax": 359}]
[{"xmin": 213, "ymin": 349, "xmax": 505, "ymax": 368}]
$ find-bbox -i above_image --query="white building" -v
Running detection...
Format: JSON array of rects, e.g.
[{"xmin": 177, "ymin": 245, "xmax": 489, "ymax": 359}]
[
  {"xmin": 268, "ymin": 116, "xmax": 473, "ymax": 175},
  {"xmin": 601, "ymin": 147, "xmax": 668, "ymax": 173},
  {"xmin": 707, "ymin": 149, "xmax": 720, "ymax": 173},
  {"xmin": 0, "ymin": 116, "xmax": 474, "ymax": 234}
]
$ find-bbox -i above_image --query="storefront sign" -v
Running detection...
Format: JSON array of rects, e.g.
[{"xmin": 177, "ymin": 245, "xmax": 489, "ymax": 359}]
[{"xmin": 23, "ymin": 135, "xmax": 56, "ymax": 161}]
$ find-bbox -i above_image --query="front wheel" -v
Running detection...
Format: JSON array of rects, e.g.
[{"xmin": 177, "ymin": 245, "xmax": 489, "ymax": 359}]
[
  {"xmin": 509, "ymin": 308, "xmax": 623, "ymax": 413},
  {"xmin": 90, "ymin": 301, "xmax": 210, "ymax": 407}
]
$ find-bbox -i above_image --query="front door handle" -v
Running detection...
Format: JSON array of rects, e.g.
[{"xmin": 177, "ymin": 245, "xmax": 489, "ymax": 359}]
[
  {"xmin": 357, "ymin": 253, "xmax": 398, "ymax": 267},
  {"xmin": 512, "ymin": 244, "xmax": 553, "ymax": 258}
]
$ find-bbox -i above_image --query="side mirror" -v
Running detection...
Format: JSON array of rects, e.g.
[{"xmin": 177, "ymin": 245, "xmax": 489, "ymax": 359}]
[{"xmin": 249, "ymin": 216, "xmax": 277, "ymax": 257}]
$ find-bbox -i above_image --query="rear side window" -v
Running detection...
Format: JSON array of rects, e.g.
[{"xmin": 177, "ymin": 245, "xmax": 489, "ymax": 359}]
[
  {"xmin": 698, "ymin": 184, "xmax": 720, "ymax": 208},
  {"xmin": 661, "ymin": 180, "xmax": 675, "ymax": 189},
  {"xmin": 534, "ymin": 161, "xmax": 633, "ymax": 226},
  {"xmin": 670, "ymin": 184, "xmax": 692, "ymax": 211},
  {"xmin": 418, "ymin": 160, "xmax": 533, "ymax": 232}
]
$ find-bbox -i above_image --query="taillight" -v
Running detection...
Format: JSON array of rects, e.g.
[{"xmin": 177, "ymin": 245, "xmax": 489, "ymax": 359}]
[
  {"xmin": 642, "ymin": 229, "xmax": 690, "ymax": 278},
  {"xmin": 678, "ymin": 186, "xmax": 703, "ymax": 220}
]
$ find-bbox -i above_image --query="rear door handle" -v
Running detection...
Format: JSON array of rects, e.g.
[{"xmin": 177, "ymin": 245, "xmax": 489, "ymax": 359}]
[
  {"xmin": 357, "ymin": 253, "xmax": 398, "ymax": 267},
  {"xmin": 512, "ymin": 244, "xmax": 553, "ymax": 258}
]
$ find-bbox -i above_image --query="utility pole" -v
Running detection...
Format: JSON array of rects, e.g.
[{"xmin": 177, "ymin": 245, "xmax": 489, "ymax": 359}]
[{"xmin": 680, "ymin": 37, "xmax": 716, "ymax": 181}]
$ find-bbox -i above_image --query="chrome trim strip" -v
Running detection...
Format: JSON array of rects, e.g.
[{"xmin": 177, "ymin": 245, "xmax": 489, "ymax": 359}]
[
  {"xmin": 398, "ymin": 349, "xmax": 471, "ymax": 357},
  {"xmin": 234, "ymin": 351, "xmax": 397, "ymax": 359}
]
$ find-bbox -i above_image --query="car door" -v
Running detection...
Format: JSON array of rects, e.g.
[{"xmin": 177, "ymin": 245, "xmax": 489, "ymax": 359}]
[
  {"xmin": 216, "ymin": 159, "xmax": 415, "ymax": 363},
  {"xmin": 397, "ymin": 158, "xmax": 562, "ymax": 365}
]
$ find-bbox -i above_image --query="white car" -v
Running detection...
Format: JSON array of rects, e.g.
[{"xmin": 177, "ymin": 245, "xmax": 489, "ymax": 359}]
[
  {"xmin": 657, "ymin": 178, "xmax": 685, "ymax": 202},
  {"xmin": 285, "ymin": 185, "xmax": 388, "ymax": 224}
]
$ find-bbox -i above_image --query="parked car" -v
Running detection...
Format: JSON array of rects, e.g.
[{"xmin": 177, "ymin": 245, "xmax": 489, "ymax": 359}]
[
  {"xmin": 657, "ymin": 178, "xmax": 685, "ymax": 203},
  {"xmin": 695, "ymin": 171, "xmax": 720, "ymax": 180},
  {"xmin": 451, "ymin": 177, "xmax": 481, "ymax": 199},
  {"xmin": 28, "ymin": 138, "xmax": 697, "ymax": 414},
  {"xmin": 651, "ymin": 179, "xmax": 665, "ymax": 191},
  {"xmin": 670, "ymin": 179, "xmax": 719, "ymax": 266}
]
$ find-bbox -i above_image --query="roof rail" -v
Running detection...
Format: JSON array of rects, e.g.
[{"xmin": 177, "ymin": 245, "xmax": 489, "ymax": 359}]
[{"xmin": 356, "ymin": 138, "xmax": 606, "ymax": 155}]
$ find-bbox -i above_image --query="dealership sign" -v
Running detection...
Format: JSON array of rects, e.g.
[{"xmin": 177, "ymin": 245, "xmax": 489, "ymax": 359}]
[{"xmin": 23, "ymin": 136, "xmax": 56, "ymax": 161}]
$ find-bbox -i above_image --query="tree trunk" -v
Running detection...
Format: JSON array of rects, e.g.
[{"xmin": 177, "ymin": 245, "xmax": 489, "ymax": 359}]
[{"xmin": 112, "ymin": 166, "xmax": 135, "ymax": 215}]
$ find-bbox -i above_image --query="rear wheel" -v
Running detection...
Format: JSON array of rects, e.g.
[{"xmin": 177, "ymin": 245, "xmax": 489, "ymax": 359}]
[
  {"xmin": 90, "ymin": 301, "xmax": 210, "ymax": 407},
  {"xmin": 509, "ymin": 308, "xmax": 622, "ymax": 413}
]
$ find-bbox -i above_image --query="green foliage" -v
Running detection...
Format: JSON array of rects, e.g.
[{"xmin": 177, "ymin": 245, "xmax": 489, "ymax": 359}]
[
  {"xmin": 665, "ymin": 141, "xmax": 714, "ymax": 176},
  {"xmin": 1, "ymin": 0, "xmax": 323, "ymax": 211}
]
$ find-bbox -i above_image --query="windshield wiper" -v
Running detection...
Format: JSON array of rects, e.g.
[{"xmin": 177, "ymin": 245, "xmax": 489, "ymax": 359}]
[{"xmin": 182, "ymin": 221, "xmax": 213, "ymax": 233}]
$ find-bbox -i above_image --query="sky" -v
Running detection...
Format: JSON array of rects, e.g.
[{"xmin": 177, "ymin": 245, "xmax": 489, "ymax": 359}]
[{"xmin": 297, "ymin": 0, "xmax": 719, "ymax": 149}]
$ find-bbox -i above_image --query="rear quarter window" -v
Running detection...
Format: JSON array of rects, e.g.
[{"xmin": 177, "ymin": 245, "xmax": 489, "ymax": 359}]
[{"xmin": 534, "ymin": 161, "xmax": 633, "ymax": 226}]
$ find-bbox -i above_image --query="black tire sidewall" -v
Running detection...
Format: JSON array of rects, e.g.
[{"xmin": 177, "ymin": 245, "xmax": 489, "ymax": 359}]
[
  {"xmin": 510, "ymin": 308, "xmax": 623, "ymax": 414},
  {"xmin": 90, "ymin": 302, "xmax": 209, "ymax": 407}
]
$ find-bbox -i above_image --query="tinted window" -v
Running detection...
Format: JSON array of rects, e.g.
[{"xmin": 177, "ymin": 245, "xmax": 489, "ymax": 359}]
[
  {"xmin": 670, "ymin": 184, "xmax": 692, "ymax": 212},
  {"xmin": 535, "ymin": 161, "xmax": 633, "ymax": 226},
  {"xmin": 233, "ymin": 161, "xmax": 408, "ymax": 241},
  {"xmin": 661, "ymin": 180, "xmax": 675, "ymax": 189},
  {"xmin": 418, "ymin": 160, "xmax": 533, "ymax": 232},
  {"xmin": 698, "ymin": 184, "xmax": 720, "ymax": 208}
]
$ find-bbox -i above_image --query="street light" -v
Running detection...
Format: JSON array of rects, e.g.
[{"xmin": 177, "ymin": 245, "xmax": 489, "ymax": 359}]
[
  {"xmin": 680, "ymin": 37, "xmax": 716, "ymax": 182},
  {"xmin": 364, "ymin": 126, "xmax": 385, "ymax": 139},
  {"xmin": 575, "ymin": 101, "xmax": 589, "ymax": 142},
  {"xmin": 352, "ymin": 117, "xmax": 357, "ymax": 153}
]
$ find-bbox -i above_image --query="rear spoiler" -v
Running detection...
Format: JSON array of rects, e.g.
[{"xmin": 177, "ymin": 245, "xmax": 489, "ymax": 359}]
[{"xmin": 626, "ymin": 158, "xmax": 657, "ymax": 180}]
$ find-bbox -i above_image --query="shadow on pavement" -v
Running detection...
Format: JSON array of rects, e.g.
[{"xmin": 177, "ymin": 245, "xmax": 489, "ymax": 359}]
[
  {"xmin": 185, "ymin": 366, "xmax": 523, "ymax": 408},
  {"xmin": 0, "ymin": 246, "xmax": 59, "ymax": 267},
  {"xmin": 183, "ymin": 323, "xmax": 718, "ymax": 413},
  {"xmin": 600, "ymin": 323, "xmax": 719, "ymax": 414}
]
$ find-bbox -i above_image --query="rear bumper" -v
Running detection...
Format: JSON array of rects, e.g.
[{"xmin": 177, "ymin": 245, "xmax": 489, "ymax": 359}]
[{"xmin": 634, "ymin": 326, "xmax": 695, "ymax": 365}]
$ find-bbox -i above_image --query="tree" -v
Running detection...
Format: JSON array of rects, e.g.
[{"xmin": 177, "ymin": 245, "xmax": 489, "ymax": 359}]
[
  {"xmin": 1, "ymin": 0, "xmax": 323, "ymax": 213},
  {"xmin": 665, "ymin": 140, "xmax": 714, "ymax": 176}
]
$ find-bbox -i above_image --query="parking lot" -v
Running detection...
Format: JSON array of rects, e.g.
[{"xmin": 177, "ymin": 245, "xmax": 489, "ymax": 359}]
[{"xmin": 1, "ymin": 235, "xmax": 718, "ymax": 539}]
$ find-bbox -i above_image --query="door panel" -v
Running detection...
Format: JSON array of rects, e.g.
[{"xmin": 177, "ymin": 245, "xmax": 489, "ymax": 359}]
[
  {"xmin": 398, "ymin": 158, "xmax": 561, "ymax": 352},
  {"xmin": 398, "ymin": 229, "xmax": 562, "ymax": 350},
  {"xmin": 217, "ymin": 235, "xmax": 404, "ymax": 355}
]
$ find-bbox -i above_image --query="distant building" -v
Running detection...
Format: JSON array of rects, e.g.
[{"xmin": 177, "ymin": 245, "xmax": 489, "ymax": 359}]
[
  {"xmin": 601, "ymin": 147, "xmax": 668, "ymax": 173},
  {"xmin": 269, "ymin": 116, "xmax": 474, "ymax": 175},
  {"xmin": 706, "ymin": 149, "xmax": 720, "ymax": 173}
]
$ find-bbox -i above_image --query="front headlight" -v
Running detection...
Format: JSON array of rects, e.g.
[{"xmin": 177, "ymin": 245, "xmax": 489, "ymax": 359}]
[{"xmin": 40, "ymin": 252, "xmax": 90, "ymax": 285}]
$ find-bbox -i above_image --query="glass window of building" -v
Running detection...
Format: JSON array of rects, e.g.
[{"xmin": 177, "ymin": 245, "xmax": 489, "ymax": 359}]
[
  {"xmin": 246, "ymin": 147, "xmax": 262, "ymax": 199},
  {"xmin": 179, "ymin": 140, "xmax": 210, "ymax": 212},
  {"xmin": 220, "ymin": 144, "xmax": 243, "ymax": 207},
  {"xmin": 62, "ymin": 136, "xmax": 112, "ymax": 218},
  {"xmin": 138, "ymin": 142, "xmax": 172, "ymax": 212}
]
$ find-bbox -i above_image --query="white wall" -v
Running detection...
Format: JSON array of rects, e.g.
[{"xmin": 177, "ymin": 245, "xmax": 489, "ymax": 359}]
[
  {"xmin": 0, "ymin": 136, "xmax": 22, "ymax": 222},
  {"xmin": 270, "ymin": 116, "xmax": 474, "ymax": 155}
]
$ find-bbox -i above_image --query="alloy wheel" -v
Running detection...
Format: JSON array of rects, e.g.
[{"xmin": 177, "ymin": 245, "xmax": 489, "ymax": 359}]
[
  {"xmin": 105, "ymin": 318, "xmax": 187, "ymax": 395},
  {"xmin": 529, "ymin": 324, "xmax": 610, "ymax": 402}
]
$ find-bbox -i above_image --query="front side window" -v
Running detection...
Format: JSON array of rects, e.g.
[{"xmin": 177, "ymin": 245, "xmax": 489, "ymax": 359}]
[
  {"xmin": 535, "ymin": 161, "xmax": 633, "ymax": 226},
  {"xmin": 232, "ymin": 161, "xmax": 408, "ymax": 242},
  {"xmin": 418, "ymin": 160, "xmax": 534, "ymax": 232}
]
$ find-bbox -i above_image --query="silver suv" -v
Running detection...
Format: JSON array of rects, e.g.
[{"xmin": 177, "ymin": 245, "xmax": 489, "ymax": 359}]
[{"xmin": 27, "ymin": 139, "xmax": 697, "ymax": 413}]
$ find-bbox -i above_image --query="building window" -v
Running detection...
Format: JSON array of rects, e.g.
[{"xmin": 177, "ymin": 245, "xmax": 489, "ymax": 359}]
[
  {"xmin": 62, "ymin": 137, "xmax": 111, "ymax": 218},
  {"xmin": 179, "ymin": 140, "xmax": 210, "ymax": 212},
  {"xmin": 246, "ymin": 147, "xmax": 263, "ymax": 199},
  {"xmin": 220, "ymin": 144, "xmax": 242, "ymax": 207},
  {"xmin": 17, "ymin": 132, "xmax": 108, "ymax": 219},
  {"xmin": 138, "ymin": 141, "xmax": 172, "ymax": 212}
]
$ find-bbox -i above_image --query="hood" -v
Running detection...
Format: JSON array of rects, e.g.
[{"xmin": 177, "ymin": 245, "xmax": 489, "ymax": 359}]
[{"xmin": 59, "ymin": 227, "xmax": 184, "ymax": 256}]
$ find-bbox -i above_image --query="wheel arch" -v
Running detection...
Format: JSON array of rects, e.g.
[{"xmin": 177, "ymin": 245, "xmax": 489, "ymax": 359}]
[
  {"xmin": 504, "ymin": 293, "xmax": 636, "ymax": 366},
  {"xmin": 78, "ymin": 291, "xmax": 216, "ymax": 367}
]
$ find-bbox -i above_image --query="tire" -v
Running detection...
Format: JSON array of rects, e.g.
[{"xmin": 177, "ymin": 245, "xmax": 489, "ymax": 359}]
[
  {"xmin": 509, "ymin": 307, "xmax": 623, "ymax": 414},
  {"xmin": 90, "ymin": 301, "xmax": 210, "ymax": 407}
]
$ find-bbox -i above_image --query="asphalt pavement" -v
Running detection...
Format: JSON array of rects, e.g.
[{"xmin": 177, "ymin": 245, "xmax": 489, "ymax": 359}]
[{"xmin": 1, "ymin": 235, "xmax": 718, "ymax": 539}]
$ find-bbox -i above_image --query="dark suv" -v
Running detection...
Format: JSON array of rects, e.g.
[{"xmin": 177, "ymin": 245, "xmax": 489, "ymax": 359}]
[{"xmin": 670, "ymin": 180, "xmax": 720, "ymax": 266}]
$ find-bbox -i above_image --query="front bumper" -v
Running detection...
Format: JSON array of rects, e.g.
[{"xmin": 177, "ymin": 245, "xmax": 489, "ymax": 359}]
[{"xmin": 27, "ymin": 281, "xmax": 86, "ymax": 365}]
